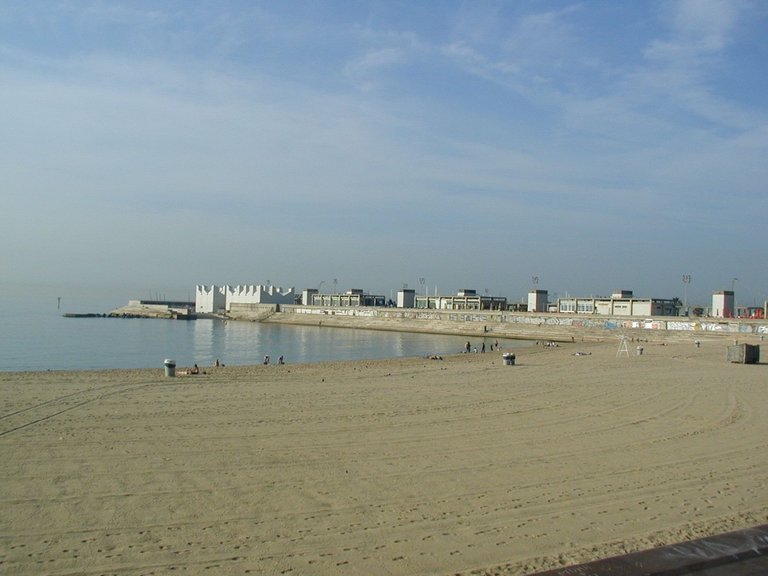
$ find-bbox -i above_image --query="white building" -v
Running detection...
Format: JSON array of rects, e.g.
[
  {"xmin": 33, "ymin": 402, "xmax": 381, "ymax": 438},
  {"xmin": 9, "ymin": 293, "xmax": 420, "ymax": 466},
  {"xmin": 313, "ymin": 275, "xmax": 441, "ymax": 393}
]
[
  {"xmin": 557, "ymin": 290, "xmax": 678, "ymax": 316},
  {"xmin": 195, "ymin": 285, "xmax": 227, "ymax": 313},
  {"xmin": 195, "ymin": 284, "xmax": 295, "ymax": 313},
  {"xmin": 309, "ymin": 289, "xmax": 386, "ymax": 307},
  {"xmin": 527, "ymin": 290, "xmax": 548, "ymax": 313},
  {"xmin": 397, "ymin": 289, "xmax": 416, "ymax": 308},
  {"xmin": 414, "ymin": 289, "xmax": 507, "ymax": 311},
  {"xmin": 711, "ymin": 290, "xmax": 735, "ymax": 318}
]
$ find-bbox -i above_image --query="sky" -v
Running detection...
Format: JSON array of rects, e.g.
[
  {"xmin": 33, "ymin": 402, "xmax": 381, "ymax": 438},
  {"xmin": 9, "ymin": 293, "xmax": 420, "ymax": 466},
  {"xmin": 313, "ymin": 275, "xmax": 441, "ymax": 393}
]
[{"xmin": 2, "ymin": 0, "xmax": 767, "ymax": 307}]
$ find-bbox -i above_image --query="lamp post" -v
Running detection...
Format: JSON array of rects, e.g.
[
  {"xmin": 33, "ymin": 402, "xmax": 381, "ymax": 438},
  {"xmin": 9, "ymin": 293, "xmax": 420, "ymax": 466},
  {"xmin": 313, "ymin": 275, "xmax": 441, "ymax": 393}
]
[
  {"xmin": 682, "ymin": 274, "xmax": 691, "ymax": 316},
  {"xmin": 732, "ymin": 277, "xmax": 738, "ymax": 317},
  {"xmin": 419, "ymin": 277, "xmax": 426, "ymax": 297}
]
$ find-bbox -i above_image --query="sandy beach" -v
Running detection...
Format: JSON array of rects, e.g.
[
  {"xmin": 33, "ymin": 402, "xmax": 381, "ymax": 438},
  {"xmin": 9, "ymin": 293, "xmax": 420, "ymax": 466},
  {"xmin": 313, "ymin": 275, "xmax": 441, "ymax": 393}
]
[{"xmin": 1, "ymin": 336, "xmax": 766, "ymax": 575}]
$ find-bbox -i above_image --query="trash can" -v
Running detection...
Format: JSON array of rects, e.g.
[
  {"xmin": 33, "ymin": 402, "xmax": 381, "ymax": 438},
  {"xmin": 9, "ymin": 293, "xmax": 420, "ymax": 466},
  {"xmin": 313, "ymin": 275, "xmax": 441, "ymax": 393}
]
[
  {"xmin": 502, "ymin": 353, "xmax": 516, "ymax": 366},
  {"xmin": 164, "ymin": 358, "xmax": 176, "ymax": 377}
]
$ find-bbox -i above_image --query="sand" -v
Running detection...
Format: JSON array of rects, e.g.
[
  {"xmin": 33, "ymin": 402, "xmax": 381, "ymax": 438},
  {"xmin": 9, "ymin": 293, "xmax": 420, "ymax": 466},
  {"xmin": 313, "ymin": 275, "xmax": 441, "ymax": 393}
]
[{"xmin": 1, "ymin": 336, "xmax": 766, "ymax": 575}]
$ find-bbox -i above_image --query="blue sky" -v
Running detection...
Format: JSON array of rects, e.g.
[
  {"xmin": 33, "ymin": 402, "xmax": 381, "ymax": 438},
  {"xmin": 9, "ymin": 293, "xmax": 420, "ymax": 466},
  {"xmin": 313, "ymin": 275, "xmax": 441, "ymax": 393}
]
[{"xmin": 2, "ymin": 1, "xmax": 766, "ymax": 307}]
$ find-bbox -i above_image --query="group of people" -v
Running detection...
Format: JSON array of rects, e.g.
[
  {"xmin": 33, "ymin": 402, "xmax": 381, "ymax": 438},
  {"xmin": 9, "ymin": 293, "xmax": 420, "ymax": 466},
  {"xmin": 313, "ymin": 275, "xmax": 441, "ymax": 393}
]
[
  {"xmin": 184, "ymin": 355, "xmax": 287, "ymax": 373},
  {"xmin": 463, "ymin": 340, "xmax": 501, "ymax": 354}
]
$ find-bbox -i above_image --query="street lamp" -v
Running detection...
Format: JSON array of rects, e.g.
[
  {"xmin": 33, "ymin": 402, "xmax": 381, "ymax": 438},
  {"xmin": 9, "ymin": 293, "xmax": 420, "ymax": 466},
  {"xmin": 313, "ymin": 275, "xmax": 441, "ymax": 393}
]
[
  {"xmin": 419, "ymin": 277, "xmax": 426, "ymax": 297},
  {"xmin": 682, "ymin": 274, "xmax": 691, "ymax": 316}
]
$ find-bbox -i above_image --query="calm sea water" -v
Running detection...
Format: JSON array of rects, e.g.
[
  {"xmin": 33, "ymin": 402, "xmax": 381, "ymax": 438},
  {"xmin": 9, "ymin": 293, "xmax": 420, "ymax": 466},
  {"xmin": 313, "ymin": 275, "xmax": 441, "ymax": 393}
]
[{"xmin": 0, "ymin": 296, "xmax": 528, "ymax": 372}]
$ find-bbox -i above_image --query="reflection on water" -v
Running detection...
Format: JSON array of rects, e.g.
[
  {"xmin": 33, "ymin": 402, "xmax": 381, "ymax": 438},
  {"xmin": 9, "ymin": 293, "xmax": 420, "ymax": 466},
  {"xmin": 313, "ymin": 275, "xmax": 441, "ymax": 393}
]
[
  {"xmin": 0, "ymin": 298, "xmax": 531, "ymax": 371},
  {"xmin": 190, "ymin": 319, "xmax": 487, "ymax": 367}
]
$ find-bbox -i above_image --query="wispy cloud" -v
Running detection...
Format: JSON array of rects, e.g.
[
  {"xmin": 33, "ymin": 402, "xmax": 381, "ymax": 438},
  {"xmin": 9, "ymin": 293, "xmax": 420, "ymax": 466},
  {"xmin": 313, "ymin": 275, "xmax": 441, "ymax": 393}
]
[
  {"xmin": 647, "ymin": 0, "xmax": 742, "ymax": 60},
  {"xmin": 1, "ymin": 1, "xmax": 766, "ymax": 302}
]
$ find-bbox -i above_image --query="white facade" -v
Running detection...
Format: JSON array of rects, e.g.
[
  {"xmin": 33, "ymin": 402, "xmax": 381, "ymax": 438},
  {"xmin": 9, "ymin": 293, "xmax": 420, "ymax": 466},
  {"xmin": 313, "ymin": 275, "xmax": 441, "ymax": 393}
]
[
  {"xmin": 611, "ymin": 290, "xmax": 633, "ymax": 299},
  {"xmin": 712, "ymin": 291, "xmax": 735, "ymax": 318},
  {"xmin": 196, "ymin": 285, "xmax": 295, "ymax": 313},
  {"xmin": 527, "ymin": 290, "xmax": 548, "ymax": 313},
  {"xmin": 414, "ymin": 290, "xmax": 507, "ymax": 310},
  {"xmin": 558, "ymin": 296, "xmax": 677, "ymax": 316},
  {"xmin": 195, "ymin": 285, "xmax": 228, "ymax": 313},
  {"xmin": 397, "ymin": 289, "xmax": 416, "ymax": 308}
]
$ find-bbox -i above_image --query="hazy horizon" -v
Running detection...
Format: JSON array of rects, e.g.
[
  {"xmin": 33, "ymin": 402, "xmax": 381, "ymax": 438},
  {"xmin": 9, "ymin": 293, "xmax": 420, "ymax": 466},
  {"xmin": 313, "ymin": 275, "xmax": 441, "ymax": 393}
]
[{"xmin": 3, "ymin": 1, "xmax": 766, "ymax": 307}]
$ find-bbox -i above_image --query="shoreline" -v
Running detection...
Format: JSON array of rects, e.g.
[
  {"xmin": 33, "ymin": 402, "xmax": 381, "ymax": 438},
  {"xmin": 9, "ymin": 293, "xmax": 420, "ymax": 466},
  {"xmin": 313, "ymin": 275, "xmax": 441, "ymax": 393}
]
[
  {"xmin": 105, "ymin": 303, "xmax": 768, "ymax": 343},
  {"xmin": 2, "ymin": 339, "xmax": 766, "ymax": 575}
]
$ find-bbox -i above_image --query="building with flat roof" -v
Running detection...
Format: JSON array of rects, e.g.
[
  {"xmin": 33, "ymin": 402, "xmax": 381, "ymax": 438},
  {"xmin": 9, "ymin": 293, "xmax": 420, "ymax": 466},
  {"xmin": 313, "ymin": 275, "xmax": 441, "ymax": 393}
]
[
  {"xmin": 712, "ymin": 291, "xmax": 735, "ymax": 318},
  {"xmin": 557, "ymin": 290, "xmax": 678, "ymax": 316},
  {"xmin": 528, "ymin": 290, "xmax": 548, "ymax": 313},
  {"xmin": 414, "ymin": 289, "xmax": 507, "ymax": 311},
  {"xmin": 397, "ymin": 289, "xmax": 416, "ymax": 309},
  {"xmin": 309, "ymin": 289, "xmax": 386, "ymax": 308}
]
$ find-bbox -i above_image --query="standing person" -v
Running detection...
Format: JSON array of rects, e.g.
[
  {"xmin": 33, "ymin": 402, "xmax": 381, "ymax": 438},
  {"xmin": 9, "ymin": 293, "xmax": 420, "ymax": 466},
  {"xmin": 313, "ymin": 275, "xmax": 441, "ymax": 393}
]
[
  {"xmin": 465, "ymin": 341, "xmax": 471, "ymax": 354},
  {"xmin": 481, "ymin": 342, "xmax": 486, "ymax": 353}
]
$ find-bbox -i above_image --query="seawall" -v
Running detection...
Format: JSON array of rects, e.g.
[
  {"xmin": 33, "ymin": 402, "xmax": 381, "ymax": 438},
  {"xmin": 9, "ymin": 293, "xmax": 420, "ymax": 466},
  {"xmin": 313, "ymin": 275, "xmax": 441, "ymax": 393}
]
[{"xmin": 254, "ymin": 305, "xmax": 768, "ymax": 343}]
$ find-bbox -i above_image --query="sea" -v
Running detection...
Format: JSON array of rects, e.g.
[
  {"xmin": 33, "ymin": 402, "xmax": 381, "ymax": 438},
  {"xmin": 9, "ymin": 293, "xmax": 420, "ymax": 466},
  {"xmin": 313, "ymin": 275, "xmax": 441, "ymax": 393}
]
[{"xmin": 0, "ymin": 295, "xmax": 528, "ymax": 372}]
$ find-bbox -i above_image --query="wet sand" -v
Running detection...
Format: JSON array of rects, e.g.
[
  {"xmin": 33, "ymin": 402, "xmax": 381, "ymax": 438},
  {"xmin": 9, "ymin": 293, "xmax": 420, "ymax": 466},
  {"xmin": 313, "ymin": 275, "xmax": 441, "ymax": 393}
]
[{"xmin": 1, "ymin": 337, "xmax": 766, "ymax": 575}]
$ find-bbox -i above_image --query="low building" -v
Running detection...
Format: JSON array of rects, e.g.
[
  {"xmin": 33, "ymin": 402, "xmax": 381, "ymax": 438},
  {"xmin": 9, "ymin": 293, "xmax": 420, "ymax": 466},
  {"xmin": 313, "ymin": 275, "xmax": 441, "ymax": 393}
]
[
  {"xmin": 126, "ymin": 299, "xmax": 196, "ymax": 315},
  {"xmin": 736, "ymin": 305, "xmax": 765, "ymax": 319},
  {"xmin": 309, "ymin": 289, "xmax": 386, "ymax": 307},
  {"xmin": 414, "ymin": 289, "xmax": 507, "ymax": 311},
  {"xmin": 557, "ymin": 290, "xmax": 677, "ymax": 316}
]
